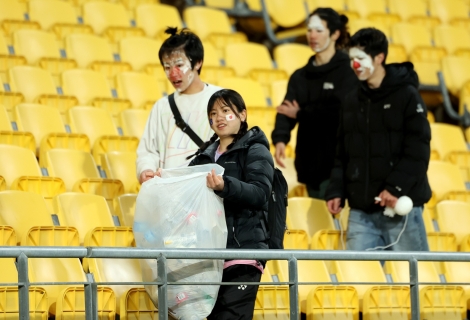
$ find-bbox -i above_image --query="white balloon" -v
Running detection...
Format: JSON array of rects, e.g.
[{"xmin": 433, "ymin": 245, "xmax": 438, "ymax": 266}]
[{"xmin": 394, "ymin": 196, "xmax": 413, "ymax": 216}]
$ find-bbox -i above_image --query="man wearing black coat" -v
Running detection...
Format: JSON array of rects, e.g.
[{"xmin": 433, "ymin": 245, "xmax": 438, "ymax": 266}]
[{"xmin": 326, "ymin": 28, "xmax": 431, "ymax": 251}]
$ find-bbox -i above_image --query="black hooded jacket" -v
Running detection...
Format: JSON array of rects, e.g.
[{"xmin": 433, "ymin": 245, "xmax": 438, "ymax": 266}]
[
  {"xmin": 272, "ymin": 50, "xmax": 359, "ymax": 188},
  {"xmin": 325, "ymin": 62, "xmax": 432, "ymax": 213},
  {"xmin": 189, "ymin": 127, "xmax": 274, "ymax": 250}
]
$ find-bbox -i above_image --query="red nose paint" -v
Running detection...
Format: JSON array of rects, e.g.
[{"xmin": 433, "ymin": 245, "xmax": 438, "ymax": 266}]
[{"xmin": 353, "ymin": 60, "xmax": 361, "ymax": 69}]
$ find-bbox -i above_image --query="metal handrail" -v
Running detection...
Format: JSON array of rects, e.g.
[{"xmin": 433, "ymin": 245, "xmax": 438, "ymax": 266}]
[{"xmin": 5, "ymin": 246, "xmax": 470, "ymax": 320}]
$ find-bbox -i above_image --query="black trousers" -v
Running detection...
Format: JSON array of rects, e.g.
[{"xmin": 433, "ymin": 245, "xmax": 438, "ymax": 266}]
[{"xmin": 207, "ymin": 264, "xmax": 262, "ymax": 320}]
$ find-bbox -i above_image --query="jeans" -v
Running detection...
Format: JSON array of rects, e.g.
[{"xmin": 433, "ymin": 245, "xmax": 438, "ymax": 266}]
[{"xmin": 346, "ymin": 206, "xmax": 429, "ymax": 251}]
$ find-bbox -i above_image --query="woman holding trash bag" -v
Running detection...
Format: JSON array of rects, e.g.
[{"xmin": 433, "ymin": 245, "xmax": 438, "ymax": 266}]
[{"xmin": 188, "ymin": 89, "xmax": 274, "ymax": 319}]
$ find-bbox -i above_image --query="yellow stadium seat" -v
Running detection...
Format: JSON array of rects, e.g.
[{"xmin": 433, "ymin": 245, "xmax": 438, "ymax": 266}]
[
  {"xmin": 391, "ymin": 23, "xmax": 436, "ymax": 56},
  {"xmin": 0, "ymin": 190, "xmax": 55, "ymax": 244},
  {"xmin": 0, "ymin": 102, "xmax": 36, "ymax": 153},
  {"xmin": 306, "ymin": 0, "xmax": 346, "ymax": 12},
  {"xmin": 0, "ymin": 0, "xmax": 40, "ymax": 37},
  {"xmin": 441, "ymin": 55, "xmax": 470, "ymax": 97},
  {"xmin": 0, "ymin": 144, "xmax": 65, "ymax": 212},
  {"xmin": 116, "ymin": 71, "xmax": 163, "ymax": 109},
  {"xmin": 270, "ymin": 79, "xmax": 288, "ymax": 108},
  {"xmin": 246, "ymin": 106, "xmax": 276, "ymax": 145},
  {"xmin": 135, "ymin": 3, "xmax": 183, "ymax": 39},
  {"xmin": 362, "ymin": 286, "xmax": 410, "ymax": 320},
  {"xmin": 306, "ymin": 285, "xmax": 359, "ymax": 320},
  {"xmin": 46, "ymin": 149, "xmax": 125, "ymax": 214},
  {"xmin": 435, "ymin": 200, "xmax": 470, "ymax": 249},
  {"xmin": 429, "ymin": 0, "xmax": 470, "ymax": 28},
  {"xmin": 120, "ymin": 287, "xmax": 158, "ymax": 319},
  {"xmin": 29, "ymin": 0, "xmax": 93, "ymax": 40},
  {"xmin": 225, "ymin": 42, "xmax": 288, "ymax": 99},
  {"xmin": 434, "ymin": 25, "xmax": 470, "ymax": 57},
  {"xmin": 203, "ymin": 0, "xmax": 234, "ymax": 9},
  {"xmin": 262, "ymin": 0, "xmax": 308, "ymax": 43},
  {"xmin": 427, "ymin": 232, "xmax": 458, "ymax": 252},
  {"xmin": 53, "ymin": 192, "xmax": 115, "ymax": 244},
  {"xmin": 0, "ymin": 103, "xmax": 10, "ymax": 129},
  {"xmin": 388, "ymin": 0, "xmax": 440, "ymax": 29},
  {"xmin": 347, "ymin": 0, "xmax": 400, "ymax": 28},
  {"xmin": 114, "ymin": 193, "xmax": 137, "ymax": 227},
  {"xmin": 101, "ymin": 151, "xmax": 140, "ymax": 194},
  {"xmin": 65, "ymin": 33, "xmax": 132, "ymax": 81},
  {"xmin": 13, "ymin": 29, "xmax": 77, "ymax": 85},
  {"xmin": 200, "ymin": 41, "xmax": 236, "ymax": 86},
  {"xmin": 119, "ymin": 108, "xmax": 150, "ymax": 139},
  {"xmin": 430, "ymin": 123, "xmax": 470, "ymax": 181},
  {"xmin": 283, "ymin": 229, "xmax": 309, "ymax": 249},
  {"xmin": 254, "ymin": 285, "xmax": 291, "ymax": 319},
  {"xmin": 387, "ymin": 44, "xmax": 408, "ymax": 64},
  {"xmin": 333, "ymin": 260, "xmax": 387, "ymax": 308},
  {"xmin": 67, "ymin": 106, "xmax": 139, "ymax": 164},
  {"xmin": 427, "ymin": 160, "xmax": 468, "ymax": 204},
  {"xmin": 62, "ymin": 69, "xmax": 132, "ymax": 121},
  {"xmin": 218, "ymin": 77, "xmax": 268, "ymax": 107},
  {"xmin": 287, "ymin": 197, "xmax": 336, "ymax": 242},
  {"xmin": 348, "ymin": 18, "xmax": 391, "ymax": 40},
  {"xmin": 23, "ymin": 225, "xmax": 80, "ymax": 247},
  {"xmin": 82, "ymin": 1, "xmax": 145, "ymax": 43},
  {"xmin": 0, "ymin": 33, "xmax": 26, "ymax": 84},
  {"xmin": 8, "ymin": 66, "xmax": 78, "ymax": 116},
  {"xmin": 84, "ymin": 227, "xmax": 144, "ymax": 315},
  {"xmin": 273, "ymin": 43, "xmax": 312, "ymax": 77},
  {"xmin": 183, "ymin": 6, "xmax": 247, "ymax": 58},
  {"xmin": 14, "ymin": 103, "xmax": 90, "ymax": 165},
  {"xmin": 310, "ymin": 229, "xmax": 346, "ymax": 250},
  {"xmin": 442, "ymin": 261, "xmax": 470, "ymax": 309}
]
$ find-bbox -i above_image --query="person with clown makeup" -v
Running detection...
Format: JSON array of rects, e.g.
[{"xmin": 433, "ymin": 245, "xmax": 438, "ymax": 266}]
[
  {"xmin": 136, "ymin": 27, "xmax": 222, "ymax": 183},
  {"xmin": 326, "ymin": 28, "xmax": 431, "ymax": 252},
  {"xmin": 272, "ymin": 7, "xmax": 358, "ymax": 200},
  {"xmin": 189, "ymin": 89, "xmax": 274, "ymax": 319}
]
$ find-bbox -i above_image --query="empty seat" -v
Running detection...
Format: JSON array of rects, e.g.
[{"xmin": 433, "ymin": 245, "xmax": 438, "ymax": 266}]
[
  {"xmin": 114, "ymin": 193, "xmax": 137, "ymax": 227},
  {"xmin": 83, "ymin": 1, "xmax": 145, "ymax": 42},
  {"xmin": 29, "ymin": 0, "xmax": 93, "ymax": 40},
  {"xmin": 436, "ymin": 200, "xmax": 470, "ymax": 249},
  {"xmin": 391, "ymin": 23, "xmax": 436, "ymax": 56},
  {"xmin": 0, "ymin": 0, "xmax": 40, "ymax": 37},
  {"xmin": 347, "ymin": 0, "xmax": 400, "ymax": 28},
  {"xmin": 0, "ymin": 145, "xmax": 65, "ymax": 212},
  {"xmin": 283, "ymin": 229, "xmax": 309, "ymax": 249},
  {"xmin": 434, "ymin": 25, "xmax": 470, "ymax": 57},
  {"xmin": 442, "ymin": 261, "xmax": 470, "ymax": 309},
  {"xmin": 0, "ymin": 32, "xmax": 26, "ymax": 84},
  {"xmin": 101, "ymin": 151, "xmax": 140, "ymax": 194},
  {"xmin": 306, "ymin": 0, "xmax": 346, "ymax": 12},
  {"xmin": 273, "ymin": 43, "xmax": 312, "ymax": 77},
  {"xmin": 135, "ymin": 3, "xmax": 183, "ymax": 39},
  {"xmin": 67, "ymin": 106, "xmax": 139, "ymax": 164},
  {"xmin": 13, "ymin": 29, "xmax": 77, "ymax": 84},
  {"xmin": 348, "ymin": 18, "xmax": 390, "ymax": 40},
  {"xmin": 62, "ymin": 69, "xmax": 132, "ymax": 120},
  {"xmin": 218, "ymin": 77, "xmax": 268, "ymax": 107},
  {"xmin": 65, "ymin": 33, "xmax": 132, "ymax": 81},
  {"xmin": 0, "ymin": 102, "xmax": 36, "ymax": 153},
  {"xmin": 199, "ymin": 41, "xmax": 236, "ymax": 86},
  {"xmin": 183, "ymin": 6, "xmax": 247, "ymax": 58},
  {"xmin": 287, "ymin": 197, "xmax": 336, "ymax": 242},
  {"xmin": 116, "ymin": 71, "xmax": 163, "ymax": 109},
  {"xmin": 441, "ymin": 56, "xmax": 470, "ymax": 97},
  {"xmin": 119, "ymin": 108, "xmax": 150, "ymax": 139},
  {"xmin": 53, "ymin": 192, "xmax": 115, "ymax": 244},
  {"xmin": 247, "ymin": 106, "xmax": 276, "ymax": 146},
  {"xmin": 311, "ymin": 229, "xmax": 347, "ymax": 250},
  {"xmin": 8, "ymin": 66, "xmax": 78, "ymax": 116},
  {"xmin": 427, "ymin": 160, "xmax": 468, "ymax": 204},
  {"xmin": 429, "ymin": 0, "xmax": 470, "ymax": 27},
  {"xmin": 14, "ymin": 103, "xmax": 90, "ymax": 166},
  {"xmin": 270, "ymin": 79, "xmax": 288, "ymax": 108},
  {"xmin": 389, "ymin": 0, "xmax": 440, "ymax": 29},
  {"xmin": 0, "ymin": 190, "xmax": 55, "ymax": 244}
]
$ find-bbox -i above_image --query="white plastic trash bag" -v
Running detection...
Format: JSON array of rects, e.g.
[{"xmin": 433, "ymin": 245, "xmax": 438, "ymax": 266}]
[{"xmin": 133, "ymin": 164, "xmax": 227, "ymax": 319}]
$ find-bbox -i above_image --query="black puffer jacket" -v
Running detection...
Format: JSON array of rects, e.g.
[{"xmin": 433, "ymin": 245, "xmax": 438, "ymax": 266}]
[
  {"xmin": 189, "ymin": 127, "xmax": 274, "ymax": 250},
  {"xmin": 326, "ymin": 62, "xmax": 432, "ymax": 213},
  {"xmin": 272, "ymin": 50, "xmax": 359, "ymax": 188}
]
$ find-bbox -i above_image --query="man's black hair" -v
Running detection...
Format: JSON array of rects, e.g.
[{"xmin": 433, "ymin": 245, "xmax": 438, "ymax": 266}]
[
  {"xmin": 350, "ymin": 28, "xmax": 388, "ymax": 65},
  {"xmin": 159, "ymin": 27, "xmax": 204, "ymax": 74}
]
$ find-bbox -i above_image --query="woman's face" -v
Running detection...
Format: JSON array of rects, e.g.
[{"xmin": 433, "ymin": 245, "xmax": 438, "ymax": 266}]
[
  {"xmin": 307, "ymin": 15, "xmax": 332, "ymax": 53},
  {"xmin": 209, "ymin": 99, "xmax": 246, "ymax": 138}
]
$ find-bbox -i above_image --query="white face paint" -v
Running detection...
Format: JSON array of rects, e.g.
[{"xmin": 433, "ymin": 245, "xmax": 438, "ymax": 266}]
[
  {"xmin": 349, "ymin": 47, "xmax": 375, "ymax": 81},
  {"xmin": 162, "ymin": 50, "xmax": 196, "ymax": 93},
  {"xmin": 307, "ymin": 15, "xmax": 330, "ymax": 53},
  {"xmin": 226, "ymin": 114, "xmax": 235, "ymax": 121}
]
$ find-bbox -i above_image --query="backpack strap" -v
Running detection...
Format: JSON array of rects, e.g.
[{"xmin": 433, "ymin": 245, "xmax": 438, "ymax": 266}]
[{"xmin": 168, "ymin": 93, "xmax": 205, "ymax": 148}]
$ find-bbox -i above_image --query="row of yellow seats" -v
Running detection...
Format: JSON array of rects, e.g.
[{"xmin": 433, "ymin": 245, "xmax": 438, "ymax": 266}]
[{"xmin": 261, "ymin": 257, "xmax": 468, "ymax": 318}]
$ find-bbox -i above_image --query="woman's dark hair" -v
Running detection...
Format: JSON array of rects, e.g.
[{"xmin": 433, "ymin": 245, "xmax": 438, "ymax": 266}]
[
  {"xmin": 350, "ymin": 27, "xmax": 388, "ymax": 66},
  {"xmin": 186, "ymin": 89, "xmax": 249, "ymax": 160},
  {"xmin": 159, "ymin": 27, "xmax": 204, "ymax": 74},
  {"xmin": 310, "ymin": 7, "xmax": 350, "ymax": 49}
]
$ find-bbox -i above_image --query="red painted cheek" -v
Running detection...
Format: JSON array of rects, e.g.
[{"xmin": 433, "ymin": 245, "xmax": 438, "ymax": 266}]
[{"xmin": 353, "ymin": 60, "xmax": 361, "ymax": 69}]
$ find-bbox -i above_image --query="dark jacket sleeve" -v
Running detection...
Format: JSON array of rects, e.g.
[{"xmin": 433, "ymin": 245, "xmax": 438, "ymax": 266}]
[
  {"xmin": 384, "ymin": 86, "xmax": 431, "ymax": 197},
  {"xmin": 271, "ymin": 75, "xmax": 298, "ymax": 145},
  {"xmin": 216, "ymin": 144, "xmax": 274, "ymax": 209}
]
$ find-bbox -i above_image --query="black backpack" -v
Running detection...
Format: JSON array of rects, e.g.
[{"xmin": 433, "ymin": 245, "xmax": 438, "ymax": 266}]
[{"xmin": 241, "ymin": 147, "xmax": 288, "ymax": 250}]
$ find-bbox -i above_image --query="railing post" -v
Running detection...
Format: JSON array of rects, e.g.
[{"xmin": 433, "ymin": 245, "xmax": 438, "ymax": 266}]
[
  {"xmin": 288, "ymin": 256, "xmax": 300, "ymax": 320},
  {"xmin": 157, "ymin": 255, "xmax": 168, "ymax": 320},
  {"xmin": 84, "ymin": 273, "xmax": 98, "ymax": 320},
  {"xmin": 409, "ymin": 258, "xmax": 420, "ymax": 320},
  {"xmin": 17, "ymin": 252, "xmax": 30, "ymax": 320}
]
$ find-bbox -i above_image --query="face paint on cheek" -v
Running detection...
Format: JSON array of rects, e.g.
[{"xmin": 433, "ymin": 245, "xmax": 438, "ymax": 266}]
[
  {"xmin": 226, "ymin": 114, "xmax": 235, "ymax": 121},
  {"xmin": 209, "ymin": 119, "xmax": 213, "ymax": 125},
  {"xmin": 349, "ymin": 47, "xmax": 375, "ymax": 80},
  {"xmin": 308, "ymin": 15, "xmax": 325, "ymax": 31}
]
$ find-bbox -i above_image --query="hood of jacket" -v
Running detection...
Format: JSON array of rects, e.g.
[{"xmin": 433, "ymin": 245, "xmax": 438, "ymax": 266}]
[
  {"xmin": 202, "ymin": 126, "xmax": 270, "ymax": 157},
  {"xmin": 360, "ymin": 62, "xmax": 419, "ymax": 101}
]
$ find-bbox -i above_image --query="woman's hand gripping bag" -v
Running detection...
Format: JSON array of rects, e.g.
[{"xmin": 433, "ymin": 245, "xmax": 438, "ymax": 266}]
[{"xmin": 133, "ymin": 164, "xmax": 227, "ymax": 319}]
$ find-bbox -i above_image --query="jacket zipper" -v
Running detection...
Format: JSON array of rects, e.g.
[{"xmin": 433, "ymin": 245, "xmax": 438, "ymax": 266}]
[
  {"xmin": 365, "ymin": 99, "xmax": 371, "ymax": 205},
  {"xmin": 233, "ymin": 227, "xmax": 241, "ymax": 247}
]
